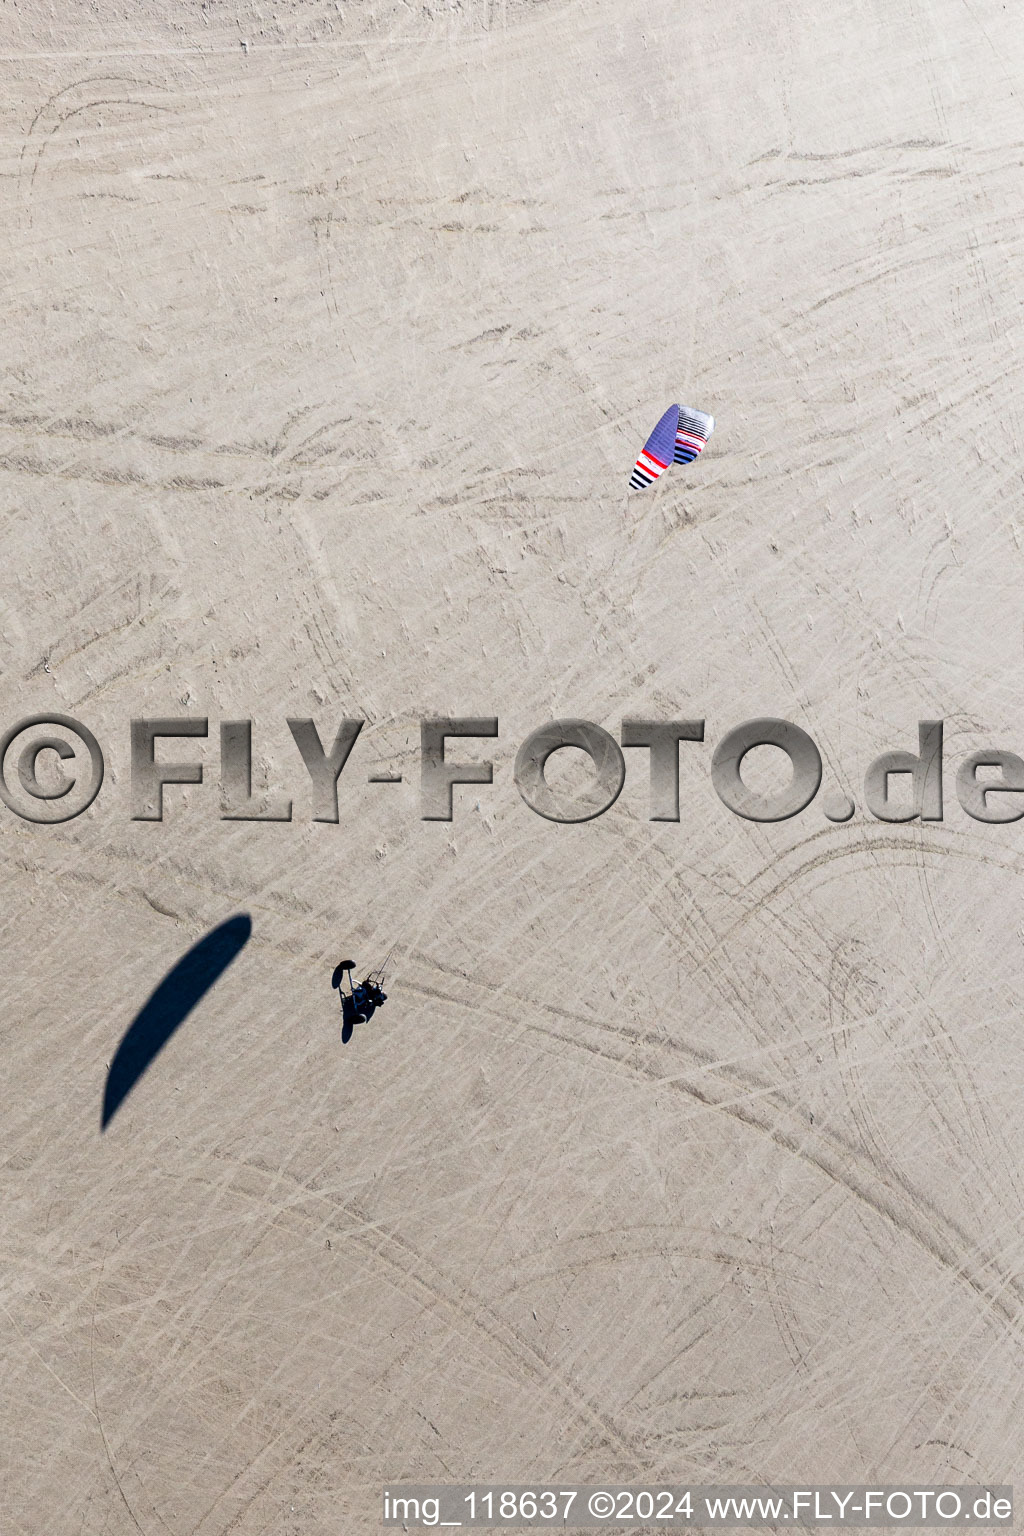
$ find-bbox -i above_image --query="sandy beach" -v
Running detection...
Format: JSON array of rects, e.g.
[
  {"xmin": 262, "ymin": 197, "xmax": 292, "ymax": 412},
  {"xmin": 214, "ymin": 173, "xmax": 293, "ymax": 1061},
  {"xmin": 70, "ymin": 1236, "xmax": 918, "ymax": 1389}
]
[{"xmin": 2, "ymin": 0, "xmax": 1024, "ymax": 1528}]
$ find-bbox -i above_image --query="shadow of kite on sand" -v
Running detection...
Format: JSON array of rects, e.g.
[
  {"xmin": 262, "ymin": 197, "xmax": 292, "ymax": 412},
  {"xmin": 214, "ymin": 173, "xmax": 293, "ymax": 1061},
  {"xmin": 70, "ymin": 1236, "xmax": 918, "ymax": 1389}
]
[{"xmin": 102, "ymin": 914, "xmax": 252, "ymax": 1130}]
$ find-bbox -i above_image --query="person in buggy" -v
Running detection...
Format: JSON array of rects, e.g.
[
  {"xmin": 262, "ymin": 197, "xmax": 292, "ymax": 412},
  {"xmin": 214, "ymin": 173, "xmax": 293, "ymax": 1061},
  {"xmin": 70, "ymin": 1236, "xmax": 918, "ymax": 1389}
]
[{"xmin": 331, "ymin": 955, "xmax": 391, "ymax": 1038}]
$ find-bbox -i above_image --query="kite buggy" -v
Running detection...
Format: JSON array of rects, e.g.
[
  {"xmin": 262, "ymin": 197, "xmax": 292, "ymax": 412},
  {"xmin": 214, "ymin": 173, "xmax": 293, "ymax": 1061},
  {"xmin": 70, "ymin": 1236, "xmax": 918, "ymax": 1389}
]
[{"xmin": 331, "ymin": 952, "xmax": 391, "ymax": 1033}]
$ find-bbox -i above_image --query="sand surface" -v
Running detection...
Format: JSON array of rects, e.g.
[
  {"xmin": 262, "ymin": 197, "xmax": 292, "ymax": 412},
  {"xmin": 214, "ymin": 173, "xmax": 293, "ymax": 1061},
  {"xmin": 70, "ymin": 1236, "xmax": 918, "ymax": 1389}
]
[{"xmin": 2, "ymin": 0, "xmax": 1024, "ymax": 1529}]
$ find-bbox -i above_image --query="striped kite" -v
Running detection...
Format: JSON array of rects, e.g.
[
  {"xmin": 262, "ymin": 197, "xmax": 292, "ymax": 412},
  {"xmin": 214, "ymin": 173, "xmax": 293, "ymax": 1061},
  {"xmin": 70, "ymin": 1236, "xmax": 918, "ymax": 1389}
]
[{"xmin": 628, "ymin": 403, "xmax": 714, "ymax": 490}]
